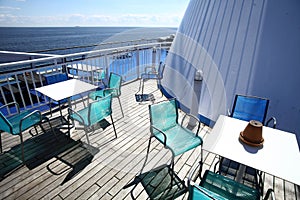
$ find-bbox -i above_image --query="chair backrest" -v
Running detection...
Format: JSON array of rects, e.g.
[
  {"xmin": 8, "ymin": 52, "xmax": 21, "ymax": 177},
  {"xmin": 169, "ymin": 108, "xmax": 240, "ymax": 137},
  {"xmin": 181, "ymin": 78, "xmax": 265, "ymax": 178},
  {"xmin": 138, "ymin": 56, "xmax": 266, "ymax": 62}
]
[
  {"xmin": 0, "ymin": 112, "xmax": 12, "ymax": 133},
  {"xmin": 44, "ymin": 72, "xmax": 68, "ymax": 85},
  {"xmin": 231, "ymin": 94, "xmax": 269, "ymax": 124},
  {"xmin": 149, "ymin": 99, "xmax": 178, "ymax": 131},
  {"xmin": 88, "ymin": 94, "xmax": 112, "ymax": 125},
  {"xmin": 108, "ymin": 72, "xmax": 122, "ymax": 97}
]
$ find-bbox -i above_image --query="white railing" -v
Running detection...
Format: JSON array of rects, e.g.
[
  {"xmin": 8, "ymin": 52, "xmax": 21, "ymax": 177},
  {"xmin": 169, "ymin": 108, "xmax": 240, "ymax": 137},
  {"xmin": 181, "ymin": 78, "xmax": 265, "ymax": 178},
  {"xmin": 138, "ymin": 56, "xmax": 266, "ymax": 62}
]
[{"xmin": 0, "ymin": 41, "xmax": 172, "ymax": 116}]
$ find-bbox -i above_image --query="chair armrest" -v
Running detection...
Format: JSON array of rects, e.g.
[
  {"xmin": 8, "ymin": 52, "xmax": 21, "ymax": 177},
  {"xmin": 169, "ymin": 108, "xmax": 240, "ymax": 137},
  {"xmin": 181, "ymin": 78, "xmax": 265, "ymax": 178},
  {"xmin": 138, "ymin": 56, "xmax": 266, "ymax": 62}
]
[
  {"xmin": 151, "ymin": 125, "xmax": 168, "ymax": 146},
  {"xmin": 97, "ymin": 88, "xmax": 119, "ymax": 99},
  {"xmin": 0, "ymin": 101, "xmax": 20, "ymax": 113},
  {"xmin": 20, "ymin": 110, "xmax": 43, "ymax": 131},
  {"xmin": 263, "ymin": 188, "xmax": 276, "ymax": 200},
  {"xmin": 266, "ymin": 117, "xmax": 277, "ymax": 128},
  {"xmin": 103, "ymin": 88, "xmax": 118, "ymax": 93},
  {"xmin": 68, "ymin": 108, "xmax": 85, "ymax": 125},
  {"xmin": 227, "ymin": 109, "xmax": 231, "ymax": 116},
  {"xmin": 181, "ymin": 113, "xmax": 201, "ymax": 136},
  {"xmin": 144, "ymin": 66, "xmax": 157, "ymax": 74}
]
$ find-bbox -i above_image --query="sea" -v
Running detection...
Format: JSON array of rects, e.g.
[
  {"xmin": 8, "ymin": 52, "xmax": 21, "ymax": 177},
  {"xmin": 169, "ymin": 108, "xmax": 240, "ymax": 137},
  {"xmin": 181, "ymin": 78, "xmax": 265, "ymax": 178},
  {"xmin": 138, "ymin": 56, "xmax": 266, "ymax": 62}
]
[{"xmin": 0, "ymin": 27, "xmax": 176, "ymax": 66}]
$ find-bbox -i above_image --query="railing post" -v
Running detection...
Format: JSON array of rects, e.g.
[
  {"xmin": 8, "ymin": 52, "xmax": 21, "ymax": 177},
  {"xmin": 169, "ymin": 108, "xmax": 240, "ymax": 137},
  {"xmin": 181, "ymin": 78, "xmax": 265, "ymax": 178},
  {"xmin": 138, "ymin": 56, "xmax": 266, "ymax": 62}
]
[
  {"xmin": 136, "ymin": 47, "xmax": 140, "ymax": 80},
  {"xmin": 152, "ymin": 46, "xmax": 156, "ymax": 67}
]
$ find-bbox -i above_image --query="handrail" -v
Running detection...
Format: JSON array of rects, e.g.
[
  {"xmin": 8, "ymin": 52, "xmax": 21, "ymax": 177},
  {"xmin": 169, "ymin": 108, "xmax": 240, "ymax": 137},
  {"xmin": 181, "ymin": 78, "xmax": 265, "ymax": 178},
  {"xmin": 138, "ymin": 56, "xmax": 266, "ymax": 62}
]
[
  {"xmin": 0, "ymin": 40, "xmax": 171, "ymax": 117},
  {"xmin": 0, "ymin": 41, "xmax": 172, "ymax": 69}
]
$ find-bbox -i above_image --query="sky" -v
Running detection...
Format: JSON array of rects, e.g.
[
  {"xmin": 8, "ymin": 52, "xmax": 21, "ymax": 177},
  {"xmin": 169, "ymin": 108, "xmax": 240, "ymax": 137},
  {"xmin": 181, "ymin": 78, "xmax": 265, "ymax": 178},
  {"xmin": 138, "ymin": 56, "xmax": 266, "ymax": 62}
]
[{"xmin": 0, "ymin": 0, "xmax": 190, "ymax": 27}]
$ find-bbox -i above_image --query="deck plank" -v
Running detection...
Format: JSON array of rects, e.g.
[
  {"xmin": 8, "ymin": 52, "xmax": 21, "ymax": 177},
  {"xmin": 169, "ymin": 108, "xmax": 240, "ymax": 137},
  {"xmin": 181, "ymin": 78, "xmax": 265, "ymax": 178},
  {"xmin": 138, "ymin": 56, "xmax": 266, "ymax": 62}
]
[{"xmin": 0, "ymin": 79, "xmax": 298, "ymax": 200}]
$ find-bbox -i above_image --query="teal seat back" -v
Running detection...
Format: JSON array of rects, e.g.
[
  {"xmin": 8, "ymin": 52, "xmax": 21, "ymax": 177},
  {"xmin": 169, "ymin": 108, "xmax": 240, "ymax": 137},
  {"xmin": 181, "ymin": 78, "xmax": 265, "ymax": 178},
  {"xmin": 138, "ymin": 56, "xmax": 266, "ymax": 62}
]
[
  {"xmin": 189, "ymin": 184, "xmax": 226, "ymax": 200},
  {"xmin": 149, "ymin": 99, "xmax": 178, "ymax": 132},
  {"xmin": 0, "ymin": 112, "xmax": 12, "ymax": 133},
  {"xmin": 200, "ymin": 170, "xmax": 260, "ymax": 200},
  {"xmin": 88, "ymin": 94, "xmax": 112, "ymax": 125},
  {"xmin": 107, "ymin": 73, "xmax": 122, "ymax": 97}
]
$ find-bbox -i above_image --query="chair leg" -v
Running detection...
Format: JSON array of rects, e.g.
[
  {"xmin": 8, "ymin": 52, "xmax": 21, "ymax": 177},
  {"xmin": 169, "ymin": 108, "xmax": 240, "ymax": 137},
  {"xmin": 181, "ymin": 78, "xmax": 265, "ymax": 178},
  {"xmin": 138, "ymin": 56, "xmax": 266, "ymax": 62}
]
[
  {"xmin": 58, "ymin": 102, "xmax": 64, "ymax": 123},
  {"xmin": 169, "ymin": 156, "xmax": 175, "ymax": 186},
  {"xmin": 48, "ymin": 99, "xmax": 53, "ymax": 117},
  {"xmin": 138, "ymin": 78, "xmax": 143, "ymax": 93},
  {"xmin": 141, "ymin": 79, "xmax": 145, "ymax": 95},
  {"xmin": 110, "ymin": 115, "xmax": 117, "ymax": 138},
  {"xmin": 0, "ymin": 131, "xmax": 2, "ymax": 153},
  {"xmin": 84, "ymin": 127, "xmax": 91, "ymax": 146},
  {"xmin": 146, "ymin": 135, "xmax": 152, "ymax": 155},
  {"xmin": 19, "ymin": 133, "xmax": 25, "ymax": 163},
  {"xmin": 117, "ymin": 97, "xmax": 124, "ymax": 118},
  {"xmin": 42, "ymin": 116, "xmax": 57, "ymax": 139},
  {"xmin": 67, "ymin": 115, "xmax": 71, "ymax": 137}
]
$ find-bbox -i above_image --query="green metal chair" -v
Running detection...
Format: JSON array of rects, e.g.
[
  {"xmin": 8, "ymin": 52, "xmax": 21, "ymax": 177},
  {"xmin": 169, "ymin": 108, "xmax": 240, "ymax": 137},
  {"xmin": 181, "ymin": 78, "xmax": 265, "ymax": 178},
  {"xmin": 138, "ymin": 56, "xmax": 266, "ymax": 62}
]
[
  {"xmin": 67, "ymin": 94, "xmax": 117, "ymax": 147},
  {"xmin": 88, "ymin": 72, "xmax": 123, "ymax": 117},
  {"xmin": 0, "ymin": 102, "xmax": 54, "ymax": 163},
  {"xmin": 148, "ymin": 98, "xmax": 203, "ymax": 182},
  {"xmin": 138, "ymin": 61, "xmax": 165, "ymax": 95},
  {"xmin": 188, "ymin": 163, "xmax": 276, "ymax": 200}
]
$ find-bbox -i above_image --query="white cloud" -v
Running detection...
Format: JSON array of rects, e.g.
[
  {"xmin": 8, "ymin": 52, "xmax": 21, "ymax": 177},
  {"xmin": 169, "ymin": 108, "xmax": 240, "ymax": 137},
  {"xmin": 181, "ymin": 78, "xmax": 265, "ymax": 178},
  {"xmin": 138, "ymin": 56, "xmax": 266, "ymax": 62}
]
[
  {"xmin": 0, "ymin": 13, "xmax": 182, "ymax": 27},
  {"xmin": 0, "ymin": 6, "xmax": 21, "ymax": 10}
]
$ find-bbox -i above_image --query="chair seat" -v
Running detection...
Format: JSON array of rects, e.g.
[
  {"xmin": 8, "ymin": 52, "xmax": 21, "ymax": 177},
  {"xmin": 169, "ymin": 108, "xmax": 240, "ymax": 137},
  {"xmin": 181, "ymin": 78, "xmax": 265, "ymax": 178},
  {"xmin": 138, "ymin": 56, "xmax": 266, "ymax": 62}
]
[
  {"xmin": 7, "ymin": 110, "xmax": 43, "ymax": 135},
  {"xmin": 200, "ymin": 170, "xmax": 260, "ymax": 200},
  {"xmin": 141, "ymin": 73, "xmax": 160, "ymax": 80},
  {"xmin": 69, "ymin": 105, "xmax": 111, "ymax": 127},
  {"xmin": 153, "ymin": 124, "xmax": 202, "ymax": 156},
  {"xmin": 89, "ymin": 89, "xmax": 118, "ymax": 100}
]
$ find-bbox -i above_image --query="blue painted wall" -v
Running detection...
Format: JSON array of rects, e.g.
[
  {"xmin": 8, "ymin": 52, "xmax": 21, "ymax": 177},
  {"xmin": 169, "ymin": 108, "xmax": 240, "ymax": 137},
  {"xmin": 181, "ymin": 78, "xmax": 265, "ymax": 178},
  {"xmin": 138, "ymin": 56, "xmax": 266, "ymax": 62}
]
[{"xmin": 162, "ymin": 0, "xmax": 300, "ymax": 137}]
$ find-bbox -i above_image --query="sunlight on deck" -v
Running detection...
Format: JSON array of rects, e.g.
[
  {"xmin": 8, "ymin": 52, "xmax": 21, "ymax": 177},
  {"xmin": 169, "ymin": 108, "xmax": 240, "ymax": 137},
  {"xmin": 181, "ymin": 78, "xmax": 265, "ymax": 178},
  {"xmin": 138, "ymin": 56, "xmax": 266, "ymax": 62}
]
[{"xmin": 0, "ymin": 80, "xmax": 299, "ymax": 199}]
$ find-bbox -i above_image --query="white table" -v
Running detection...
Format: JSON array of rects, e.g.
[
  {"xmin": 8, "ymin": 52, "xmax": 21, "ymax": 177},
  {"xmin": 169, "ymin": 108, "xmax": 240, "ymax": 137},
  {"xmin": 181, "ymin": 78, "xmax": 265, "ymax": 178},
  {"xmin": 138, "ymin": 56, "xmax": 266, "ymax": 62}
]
[
  {"xmin": 203, "ymin": 115, "xmax": 300, "ymax": 186},
  {"xmin": 36, "ymin": 79, "xmax": 97, "ymax": 102}
]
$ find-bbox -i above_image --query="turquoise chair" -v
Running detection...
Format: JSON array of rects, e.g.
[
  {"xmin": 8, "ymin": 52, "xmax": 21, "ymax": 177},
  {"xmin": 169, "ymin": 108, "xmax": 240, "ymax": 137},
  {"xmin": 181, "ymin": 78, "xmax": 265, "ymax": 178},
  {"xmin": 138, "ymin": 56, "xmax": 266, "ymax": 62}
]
[
  {"xmin": 188, "ymin": 163, "xmax": 275, "ymax": 200},
  {"xmin": 0, "ymin": 102, "xmax": 54, "ymax": 163},
  {"xmin": 138, "ymin": 61, "xmax": 165, "ymax": 95},
  {"xmin": 148, "ymin": 98, "xmax": 203, "ymax": 182},
  {"xmin": 89, "ymin": 72, "xmax": 123, "ymax": 117},
  {"xmin": 67, "ymin": 94, "xmax": 117, "ymax": 147}
]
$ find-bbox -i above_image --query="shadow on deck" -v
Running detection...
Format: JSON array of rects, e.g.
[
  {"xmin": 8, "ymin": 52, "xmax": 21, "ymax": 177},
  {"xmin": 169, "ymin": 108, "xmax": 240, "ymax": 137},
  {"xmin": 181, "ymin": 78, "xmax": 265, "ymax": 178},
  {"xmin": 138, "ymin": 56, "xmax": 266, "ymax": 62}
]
[{"xmin": 0, "ymin": 80, "xmax": 299, "ymax": 200}]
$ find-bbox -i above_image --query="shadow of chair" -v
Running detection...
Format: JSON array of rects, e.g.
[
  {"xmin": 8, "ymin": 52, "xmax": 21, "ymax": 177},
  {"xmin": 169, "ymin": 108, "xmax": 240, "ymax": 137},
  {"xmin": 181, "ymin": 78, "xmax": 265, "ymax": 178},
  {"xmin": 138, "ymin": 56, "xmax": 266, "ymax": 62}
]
[
  {"xmin": 0, "ymin": 101, "xmax": 55, "ymax": 163},
  {"xmin": 217, "ymin": 94, "xmax": 277, "ymax": 192},
  {"xmin": 147, "ymin": 98, "xmax": 203, "ymax": 185},
  {"xmin": 125, "ymin": 165, "xmax": 187, "ymax": 200},
  {"xmin": 138, "ymin": 61, "xmax": 165, "ymax": 97},
  {"xmin": 89, "ymin": 72, "xmax": 124, "ymax": 118},
  {"xmin": 188, "ymin": 162, "xmax": 276, "ymax": 200},
  {"xmin": 67, "ymin": 94, "xmax": 117, "ymax": 150}
]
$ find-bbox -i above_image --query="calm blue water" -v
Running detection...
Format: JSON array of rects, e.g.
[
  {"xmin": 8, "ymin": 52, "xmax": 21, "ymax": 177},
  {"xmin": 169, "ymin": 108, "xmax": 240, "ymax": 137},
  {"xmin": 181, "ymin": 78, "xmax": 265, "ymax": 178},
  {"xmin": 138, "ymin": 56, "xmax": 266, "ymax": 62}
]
[
  {"xmin": 0, "ymin": 27, "xmax": 176, "ymax": 53},
  {"xmin": 0, "ymin": 27, "xmax": 176, "ymax": 66}
]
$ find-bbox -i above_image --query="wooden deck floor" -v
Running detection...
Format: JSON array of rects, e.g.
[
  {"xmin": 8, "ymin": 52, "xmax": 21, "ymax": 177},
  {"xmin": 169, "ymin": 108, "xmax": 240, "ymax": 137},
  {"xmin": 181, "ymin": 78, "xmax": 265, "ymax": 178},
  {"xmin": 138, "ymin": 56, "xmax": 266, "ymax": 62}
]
[{"xmin": 0, "ymin": 80, "xmax": 299, "ymax": 200}]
